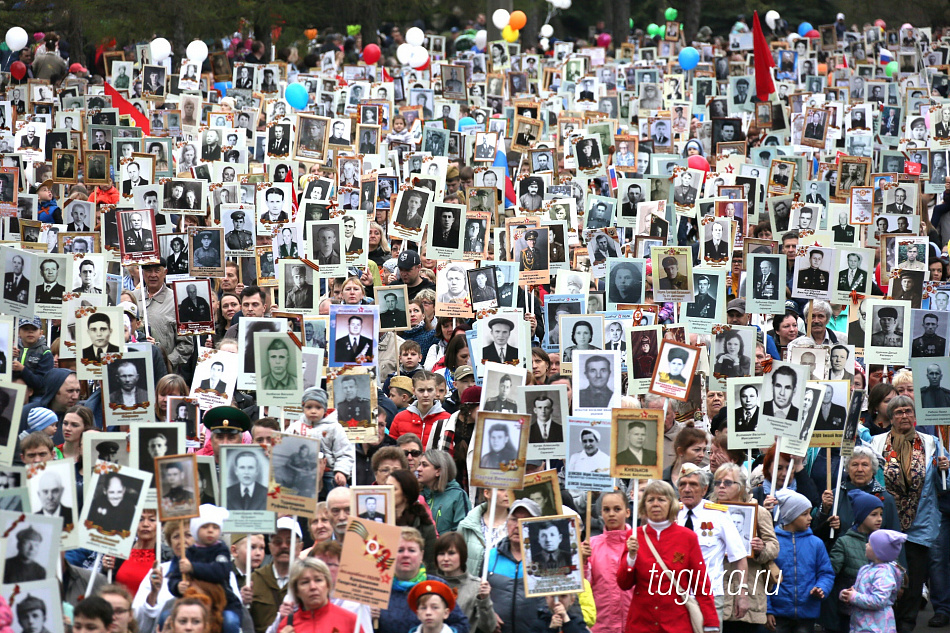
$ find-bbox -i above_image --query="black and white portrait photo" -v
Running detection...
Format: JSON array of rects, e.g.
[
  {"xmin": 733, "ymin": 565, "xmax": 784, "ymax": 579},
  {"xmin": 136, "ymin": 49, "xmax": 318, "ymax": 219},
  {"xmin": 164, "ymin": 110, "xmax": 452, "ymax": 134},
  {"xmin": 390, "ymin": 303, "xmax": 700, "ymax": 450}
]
[
  {"xmin": 573, "ymin": 350, "xmax": 622, "ymax": 411},
  {"xmin": 270, "ymin": 434, "xmax": 320, "ymax": 500},
  {"xmin": 478, "ymin": 417, "xmax": 523, "ymax": 469},
  {"xmin": 480, "ymin": 364, "xmax": 525, "ymax": 413},
  {"xmin": 221, "ymin": 445, "xmax": 269, "ymax": 512},
  {"xmin": 173, "ymin": 280, "xmax": 214, "ymax": 326},
  {"xmin": 521, "ymin": 516, "xmax": 583, "ymax": 597},
  {"xmin": 468, "ymin": 266, "xmax": 499, "ymax": 311},
  {"xmin": 760, "ymin": 362, "xmax": 807, "ymax": 427},
  {"xmin": 156, "ymin": 455, "xmax": 199, "ymax": 521},
  {"xmin": 793, "ymin": 247, "xmax": 832, "ymax": 298},
  {"xmin": 1, "ymin": 512, "xmax": 58, "ymax": 583},
  {"xmin": 725, "ymin": 503, "xmax": 757, "ymax": 557},
  {"xmin": 281, "ymin": 261, "xmax": 314, "ymax": 311},
  {"xmin": 712, "ymin": 327, "xmax": 755, "ymax": 379},
  {"xmin": 605, "ymin": 260, "xmax": 644, "ymax": 306},
  {"xmin": 575, "ymin": 138, "xmax": 603, "ymax": 170},
  {"xmin": 28, "ymin": 460, "xmax": 77, "ymax": 535},
  {"xmin": 106, "ymin": 358, "xmax": 150, "ymax": 408},
  {"xmin": 82, "ymin": 470, "xmax": 145, "ymax": 538}
]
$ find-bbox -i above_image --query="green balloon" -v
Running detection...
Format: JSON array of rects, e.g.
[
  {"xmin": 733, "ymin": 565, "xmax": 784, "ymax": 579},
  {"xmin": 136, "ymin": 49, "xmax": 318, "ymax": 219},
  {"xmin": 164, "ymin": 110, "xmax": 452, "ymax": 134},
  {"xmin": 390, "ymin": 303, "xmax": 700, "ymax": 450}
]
[
  {"xmin": 0, "ymin": 42, "xmax": 8, "ymax": 52},
  {"xmin": 629, "ymin": 18, "xmax": 634, "ymax": 29},
  {"xmin": 885, "ymin": 61, "xmax": 899, "ymax": 77},
  {"xmin": 648, "ymin": 23, "xmax": 659, "ymax": 36},
  {"xmin": 665, "ymin": 7, "xmax": 678, "ymax": 21}
]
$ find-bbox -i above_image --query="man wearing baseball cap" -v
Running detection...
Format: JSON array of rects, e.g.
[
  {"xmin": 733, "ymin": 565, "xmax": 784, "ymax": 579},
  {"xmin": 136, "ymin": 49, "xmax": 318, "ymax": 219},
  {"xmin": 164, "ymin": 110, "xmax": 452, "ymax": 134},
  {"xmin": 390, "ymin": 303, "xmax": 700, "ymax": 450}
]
[
  {"xmin": 395, "ymin": 249, "xmax": 435, "ymax": 300},
  {"xmin": 141, "ymin": 257, "xmax": 194, "ymax": 376},
  {"xmin": 13, "ymin": 316, "xmax": 52, "ymax": 395}
]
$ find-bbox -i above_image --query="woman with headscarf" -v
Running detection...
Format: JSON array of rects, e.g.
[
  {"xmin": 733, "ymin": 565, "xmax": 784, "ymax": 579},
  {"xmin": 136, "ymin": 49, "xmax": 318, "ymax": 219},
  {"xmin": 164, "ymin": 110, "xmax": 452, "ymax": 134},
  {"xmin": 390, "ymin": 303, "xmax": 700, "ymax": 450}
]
[{"xmin": 869, "ymin": 395, "xmax": 949, "ymax": 631}]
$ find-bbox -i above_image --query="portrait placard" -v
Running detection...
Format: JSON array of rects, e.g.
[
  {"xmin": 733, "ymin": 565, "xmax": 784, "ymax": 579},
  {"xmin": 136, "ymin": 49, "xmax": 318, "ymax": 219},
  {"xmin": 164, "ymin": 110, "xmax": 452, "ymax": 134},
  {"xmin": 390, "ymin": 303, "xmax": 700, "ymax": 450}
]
[
  {"xmin": 220, "ymin": 445, "xmax": 276, "ymax": 534},
  {"xmin": 328, "ymin": 304, "xmax": 379, "ymax": 367},
  {"xmin": 650, "ymin": 245, "xmax": 694, "ymax": 303},
  {"xmin": 748, "ymin": 254, "xmax": 786, "ymax": 315},
  {"xmin": 268, "ymin": 433, "xmax": 320, "ymax": 517},
  {"xmin": 117, "ymin": 207, "xmax": 160, "ymax": 265},
  {"xmin": 610, "ymin": 408, "xmax": 664, "ymax": 479},
  {"xmin": 572, "ymin": 349, "xmax": 622, "ymax": 414},
  {"xmin": 155, "ymin": 454, "xmax": 199, "ymax": 521},
  {"xmin": 81, "ymin": 431, "xmax": 128, "ymax": 483},
  {"xmin": 626, "ymin": 325, "xmax": 662, "ymax": 395},
  {"xmin": 33, "ymin": 253, "xmax": 71, "ymax": 319},
  {"xmin": 470, "ymin": 411, "xmax": 529, "ymax": 490},
  {"xmin": 329, "ymin": 370, "xmax": 378, "ymax": 443},
  {"xmin": 723, "ymin": 502, "xmax": 758, "ymax": 558},
  {"xmin": 710, "ymin": 325, "xmax": 757, "ymax": 390},
  {"xmin": 912, "ymin": 357, "xmax": 950, "ymax": 425},
  {"xmin": 519, "ymin": 515, "xmax": 584, "ymax": 597},
  {"xmin": 518, "ymin": 384, "xmax": 569, "ymax": 459},
  {"xmin": 188, "ymin": 226, "xmax": 225, "ymax": 278},
  {"xmin": 726, "ymin": 377, "xmax": 769, "ymax": 449},
  {"xmin": 237, "ymin": 317, "xmax": 287, "ymax": 390},
  {"xmin": 794, "ymin": 382, "xmax": 836, "ymax": 449},
  {"xmin": 78, "ymin": 462, "xmax": 151, "ymax": 558},
  {"xmin": 27, "ymin": 459, "xmax": 80, "ymax": 550},
  {"xmin": 172, "ymin": 279, "xmax": 215, "ymax": 335},
  {"xmin": 863, "ymin": 298, "xmax": 912, "ymax": 365},
  {"xmin": 435, "ymin": 260, "xmax": 476, "ymax": 318},
  {"xmin": 508, "ymin": 469, "xmax": 563, "ymax": 517},
  {"xmin": 375, "ymin": 285, "xmax": 410, "ymax": 332},
  {"xmin": 649, "ymin": 340, "xmax": 701, "ymax": 402},
  {"xmin": 166, "ymin": 397, "xmax": 199, "ymax": 441},
  {"xmin": 757, "ymin": 361, "xmax": 809, "ymax": 439},
  {"xmin": 254, "ymin": 331, "xmax": 302, "ymax": 407},
  {"xmin": 832, "ymin": 247, "xmax": 874, "ymax": 304},
  {"xmin": 130, "ymin": 423, "xmax": 185, "ymax": 504},
  {"xmin": 191, "ymin": 349, "xmax": 240, "ymax": 409},
  {"xmin": 102, "ymin": 351, "xmax": 155, "ymax": 426},
  {"xmin": 350, "ymin": 485, "xmax": 395, "ymax": 525},
  {"xmin": 792, "ymin": 245, "xmax": 834, "ymax": 301},
  {"xmin": 564, "ymin": 418, "xmax": 613, "ymax": 491},
  {"xmin": 0, "ymin": 510, "xmax": 61, "ymax": 585},
  {"xmin": 0, "ymin": 245, "xmax": 35, "ymax": 318},
  {"xmin": 0, "ymin": 382, "xmax": 23, "ymax": 468}
]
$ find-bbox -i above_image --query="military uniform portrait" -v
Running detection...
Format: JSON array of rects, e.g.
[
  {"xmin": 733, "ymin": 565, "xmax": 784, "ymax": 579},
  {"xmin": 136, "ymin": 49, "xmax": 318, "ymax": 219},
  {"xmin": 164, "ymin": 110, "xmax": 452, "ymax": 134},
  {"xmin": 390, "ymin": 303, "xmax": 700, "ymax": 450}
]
[
  {"xmin": 913, "ymin": 358, "xmax": 950, "ymax": 419},
  {"xmin": 480, "ymin": 365, "xmax": 524, "ymax": 413},
  {"xmin": 330, "ymin": 307, "xmax": 377, "ymax": 367},
  {"xmin": 173, "ymin": 280, "xmax": 214, "ymax": 326},
  {"xmin": 1, "ymin": 518, "xmax": 55, "ymax": 584},
  {"xmin": 156, "ymin": 455, "xmax": 199, "ymax": 521},
  {"xmin": 223, "ymin": 208, "xmax": 255, "ymax": 253},
  {"xmin": 375, "ymin": 286, "xmax": 409, "ymax": 331},
  {"xmin": 911, "ymin": 310, "xmax": 950, "ymax": 358},
  {"xmin": 649, "ymin": 340, "xmax": 700, "ymax": 402},
  {"xmin": 686, "ymin": 273, "xmax": 718, "ymax": 319},
  {"xmin": 281, "ymin": 261, "xmax": 314, "ymax": 311},
  {"xmin": 332, "ymin": 373, "xmax": 373, "ymax": 428},
  {"xmin": 521, "ymin": 516, "xmax": 584, "ymax": 596},
  {"xmin": 870, "ymin": 305, "xmax": 905, "ymax": 348},
  {"xmin": 794, "ymin": 247, "xmax": 832, "ymax": 297}
]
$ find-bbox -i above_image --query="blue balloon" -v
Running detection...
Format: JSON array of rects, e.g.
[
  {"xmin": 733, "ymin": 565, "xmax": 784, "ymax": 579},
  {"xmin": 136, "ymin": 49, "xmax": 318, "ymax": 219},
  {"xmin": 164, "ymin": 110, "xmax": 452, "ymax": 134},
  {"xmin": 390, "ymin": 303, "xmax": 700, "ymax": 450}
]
[
  {"xmin": 678, "ymin": 46, "xmax": 700, "ymax": 71},
  {"xmin": 798, "ymin": 22, "xmax": 813, "ymax": 37},
  {"xmin": 213, "ymin": 81, "xmax": 232, "ymax": 97},
  {"xmin": 458, "ymin": 116, "xmax": 477, "ymax": 131},
  {"xmin": 285, "ymin": 82, "xmax": 309, "ymax": 110}
]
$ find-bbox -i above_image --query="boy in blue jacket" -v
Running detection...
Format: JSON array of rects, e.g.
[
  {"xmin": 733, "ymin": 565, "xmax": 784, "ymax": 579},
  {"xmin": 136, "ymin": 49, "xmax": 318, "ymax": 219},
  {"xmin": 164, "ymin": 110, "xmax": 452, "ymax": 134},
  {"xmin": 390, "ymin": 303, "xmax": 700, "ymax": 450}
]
[
  {"xmin": 769, "ymin": 488, "xmax": 835, "ymax": 632},
  {"xmin": 168, "ymin": 504, "xmax": 242, "ymax": 633}
]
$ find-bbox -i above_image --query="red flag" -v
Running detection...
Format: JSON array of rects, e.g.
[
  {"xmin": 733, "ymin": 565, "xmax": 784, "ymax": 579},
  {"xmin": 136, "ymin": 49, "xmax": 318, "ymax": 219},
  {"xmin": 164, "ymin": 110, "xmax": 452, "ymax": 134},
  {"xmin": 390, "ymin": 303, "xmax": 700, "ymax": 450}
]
[
  {"xmin": 102, "ymin": 83, "xmax": 150, "ymax": 136},
  {"xmin": 752, "ymin": 11, "xmax": 775, "ymax": 103}
]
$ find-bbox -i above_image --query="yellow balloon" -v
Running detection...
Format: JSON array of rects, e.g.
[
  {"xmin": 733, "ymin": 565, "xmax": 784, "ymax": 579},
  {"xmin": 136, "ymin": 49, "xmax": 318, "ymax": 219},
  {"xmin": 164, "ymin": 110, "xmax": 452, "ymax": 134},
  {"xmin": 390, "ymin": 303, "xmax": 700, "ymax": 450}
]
[{"xmin": 502, "ymin": 25, "xmax": 519, "ymax": 42}]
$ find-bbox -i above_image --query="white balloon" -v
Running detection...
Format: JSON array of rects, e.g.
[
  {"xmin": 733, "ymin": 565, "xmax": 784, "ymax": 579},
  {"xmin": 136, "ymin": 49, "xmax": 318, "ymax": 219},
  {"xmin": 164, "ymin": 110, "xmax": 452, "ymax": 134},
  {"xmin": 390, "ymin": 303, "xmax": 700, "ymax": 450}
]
[
  {"xmin": 540, "ymin": 24, "xmax": 554, "ymax": 38},
  {"xmin": 492, "ymin": 9, "xmax": 510, "ymax": 29},
  {"xmin": 539, "ymin": 37, "xmax": 549, "ymax": 50},
  {"xmin": 150, "ymin": 37, "xmax": 172, "ymax": 62},
  {"xmin": 406, "ymin": 27, "xmax": 425, "ymax": 47},
  {"xmin": 474, "ymin": 29, "xmax": 488, "ymax": 49},
  {"xmin": 765, "ymin": 10, "xmax": 780, "ymax": 29},
  {"xmin": 396, "ymin": 43, "xmax": 414, "ymax": 65},
  {"xmin": 561, "ymin": 0, "xmax": 571, "ymax": 8},
  {"xmin": 408, "ymin": 45, "xmax": 429, "ymax": 68},
  {"xmin": 185, "ymin": 40, "xmax": 208, "ymax": 64},
  {"xmin": 5, "ymin": 27, "xmax": 27, "ymax": 52}
]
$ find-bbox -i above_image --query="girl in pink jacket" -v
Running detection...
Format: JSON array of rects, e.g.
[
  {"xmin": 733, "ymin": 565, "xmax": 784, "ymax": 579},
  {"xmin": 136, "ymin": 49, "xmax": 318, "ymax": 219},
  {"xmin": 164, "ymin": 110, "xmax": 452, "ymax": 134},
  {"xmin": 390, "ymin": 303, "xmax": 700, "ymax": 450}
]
[{"xmin": 582, "ymin": 491, "xmax": 634, "ymax": 633}]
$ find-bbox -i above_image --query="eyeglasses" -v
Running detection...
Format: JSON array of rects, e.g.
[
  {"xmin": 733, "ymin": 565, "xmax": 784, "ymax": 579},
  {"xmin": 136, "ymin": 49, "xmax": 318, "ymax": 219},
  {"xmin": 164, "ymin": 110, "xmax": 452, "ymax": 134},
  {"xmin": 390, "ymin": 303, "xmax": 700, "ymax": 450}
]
[
  {"xmin": 375, "ymin": 466, "xmax": 395, "ymax": 477},
  {"xmin": 714, "ymin": 479, "xmax": 738, "ymax": 488},
  {"xmin": 403, "ymin": 449, "xmax": 422, "ymax": 458},
  {"xmin": 892, "ymin": 408, "xmax": 915, "ymax": 419}
]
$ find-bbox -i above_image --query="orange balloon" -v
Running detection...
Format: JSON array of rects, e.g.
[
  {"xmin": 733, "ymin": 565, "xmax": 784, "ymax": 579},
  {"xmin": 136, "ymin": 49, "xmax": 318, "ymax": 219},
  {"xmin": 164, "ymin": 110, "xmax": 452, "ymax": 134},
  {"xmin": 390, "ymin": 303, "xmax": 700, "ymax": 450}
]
[{"xmin": 509, "ymin": 10, "xmax": 527, "ymax": 30}]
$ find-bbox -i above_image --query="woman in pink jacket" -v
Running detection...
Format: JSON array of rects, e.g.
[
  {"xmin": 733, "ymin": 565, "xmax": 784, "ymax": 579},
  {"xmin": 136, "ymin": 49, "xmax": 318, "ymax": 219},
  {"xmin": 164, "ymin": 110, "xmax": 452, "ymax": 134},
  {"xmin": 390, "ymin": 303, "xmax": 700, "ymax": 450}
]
[{"xmin": 581, "ymin": 490, "xmax": 633, "ymax": 633}]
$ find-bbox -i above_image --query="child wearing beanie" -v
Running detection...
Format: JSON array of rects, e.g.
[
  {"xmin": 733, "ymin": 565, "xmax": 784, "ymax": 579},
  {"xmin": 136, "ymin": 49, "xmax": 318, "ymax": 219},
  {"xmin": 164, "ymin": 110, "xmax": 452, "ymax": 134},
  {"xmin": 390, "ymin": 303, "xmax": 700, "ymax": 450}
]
[
  {"xmin": 768, "ymin": 489, "xmax": 835, "ymax": 632},
  {"xmin": 827, "ymin": 489, "xmax": 884, "ymax": 631},
  {"xmin": 839, "ymin": 529, "xmax": 907, "ymax": 633},
  {"xmin": 167, "ymin": 505, "xmax": 243, "ymax": 633},
  {"xmin": 287, "ymin": 386, "xmax": 355, "ymax": 497}
]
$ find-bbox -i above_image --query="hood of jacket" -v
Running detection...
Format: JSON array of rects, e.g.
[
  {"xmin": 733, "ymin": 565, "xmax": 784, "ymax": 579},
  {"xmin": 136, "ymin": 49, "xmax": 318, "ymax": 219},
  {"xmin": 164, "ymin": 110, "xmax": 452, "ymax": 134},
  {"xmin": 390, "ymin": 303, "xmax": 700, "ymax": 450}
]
[{"xmin": 39, "ymin": 368, "xmax": 74, "ymax": 408}]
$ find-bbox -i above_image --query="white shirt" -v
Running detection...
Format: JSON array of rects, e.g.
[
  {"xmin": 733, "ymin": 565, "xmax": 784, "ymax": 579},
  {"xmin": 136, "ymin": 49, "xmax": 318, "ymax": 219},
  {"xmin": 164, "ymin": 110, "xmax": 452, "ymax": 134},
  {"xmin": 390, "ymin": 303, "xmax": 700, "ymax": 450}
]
[
  {"xmin": 568, "ymin": 449, "xmax": 610, "ymax": 473},
  {"xmin": 677, "ymin": 501, "xmax": 747, "ymax": 596}
]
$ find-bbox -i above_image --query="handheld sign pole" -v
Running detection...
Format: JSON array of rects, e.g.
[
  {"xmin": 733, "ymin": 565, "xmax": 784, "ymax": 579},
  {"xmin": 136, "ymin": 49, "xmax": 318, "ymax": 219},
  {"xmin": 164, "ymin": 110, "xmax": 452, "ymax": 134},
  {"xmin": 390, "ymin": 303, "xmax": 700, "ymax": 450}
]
[
  {"xmin": 481, "ymin": 490, "xmax": 498, "ymax": 581},
  {"xmin": 772, "ymin": 436, "xmax": 781, "ymax": 522},
  {"xmin": 85, "ymin": 552, "xmax": 103, "ymax": 598},
  {"xmin": 831, "ymin": 389, "xmax": 866, "ymax": 539}
]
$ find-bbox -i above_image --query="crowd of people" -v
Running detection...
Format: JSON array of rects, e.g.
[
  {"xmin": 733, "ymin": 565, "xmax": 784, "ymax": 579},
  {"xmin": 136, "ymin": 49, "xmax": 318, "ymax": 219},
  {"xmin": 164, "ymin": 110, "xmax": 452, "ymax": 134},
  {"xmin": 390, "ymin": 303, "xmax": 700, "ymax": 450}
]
[{"xmin": 2, "ymin": 9, "xmax": 950, "ymax": 633}]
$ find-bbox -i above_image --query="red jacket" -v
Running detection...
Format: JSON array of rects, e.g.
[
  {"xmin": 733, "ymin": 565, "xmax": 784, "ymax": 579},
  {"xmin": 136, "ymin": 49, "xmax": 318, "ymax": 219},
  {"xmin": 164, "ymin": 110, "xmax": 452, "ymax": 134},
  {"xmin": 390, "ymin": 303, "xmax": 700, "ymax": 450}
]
[
  {"xmin": 617, "ymin": 523, "xmax": 719, "ymax": 633},
  {"xmin": 89, "ymin": 185, "xmax": 119, "ymax": 206},
  {"xmin": 277, "ymin": 602, "xmax": 360, "ymax": 633},
  {"xmin": 389, "ymin": 401, "xmax": 451, "ymax": 450}
]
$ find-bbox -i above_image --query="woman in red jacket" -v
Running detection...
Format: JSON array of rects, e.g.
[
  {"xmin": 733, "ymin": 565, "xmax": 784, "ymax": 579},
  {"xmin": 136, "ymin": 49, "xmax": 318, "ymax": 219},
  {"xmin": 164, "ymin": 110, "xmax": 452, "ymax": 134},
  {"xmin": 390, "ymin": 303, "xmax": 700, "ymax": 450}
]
[{"xmin": 617, "ymin": 479, "xmax": 719, "ymax": 633}]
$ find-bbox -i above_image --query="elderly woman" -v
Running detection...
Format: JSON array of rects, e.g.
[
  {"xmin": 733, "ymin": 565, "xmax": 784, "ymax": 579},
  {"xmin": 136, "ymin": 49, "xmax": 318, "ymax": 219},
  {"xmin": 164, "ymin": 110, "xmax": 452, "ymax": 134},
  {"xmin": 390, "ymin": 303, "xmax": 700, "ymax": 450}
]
[
  {"xmin": 869, "ymin": 395, "xmax": 949, "ymax": 632},
  {"xmin": 812, "ymin": 445, "xmax": 899, "ymax": 540},
  {"xmin": 711, "ymin": 463, "xmax": 779, "ymax": 631},
  {"xmin": 276, "ymin": 558, "xmax": 358, "ymax": 632},
  {"xmin": 417, "ymin": 449, "xmax": 471, "ymax": 533},
  {"xmin": 375, "ymin": 527, "xmax": 469, "ymax": 633},
  {"xmin": 752, "ymin": 443, "xmax": 822, "ymax": 508},
  {"xmin": 618, "ymin": 479, "xmax": 718, "ymax": 632}
]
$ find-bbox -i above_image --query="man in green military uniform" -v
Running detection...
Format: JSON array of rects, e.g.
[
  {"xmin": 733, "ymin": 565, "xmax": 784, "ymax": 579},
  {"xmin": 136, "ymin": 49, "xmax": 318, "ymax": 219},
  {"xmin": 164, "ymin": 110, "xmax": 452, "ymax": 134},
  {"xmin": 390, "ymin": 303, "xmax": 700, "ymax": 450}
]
[
  {"xmin": 225, "ymin": 210, "xmax": 254, "ymax": 250},
  {"xmin": 921, "ymin": 363, "xmax": 950, "ymax": 409},
  {"xmin": 261, "ymin": 338, "xmax": 297, "ymax": 390},
  {"xmin": 483, "ymin": 374, "xmax": 518, "ymax": 412},
  {"xmin": 335, "ymin": 375, "xmax": 371, "ymax": 425},
  {"xmin": 658, "ymin": 256, "xmax": 688, "ymax": 290},
  {"xmin": 797, "ymin": 249, "xmax": 830, "ymax": 290}
]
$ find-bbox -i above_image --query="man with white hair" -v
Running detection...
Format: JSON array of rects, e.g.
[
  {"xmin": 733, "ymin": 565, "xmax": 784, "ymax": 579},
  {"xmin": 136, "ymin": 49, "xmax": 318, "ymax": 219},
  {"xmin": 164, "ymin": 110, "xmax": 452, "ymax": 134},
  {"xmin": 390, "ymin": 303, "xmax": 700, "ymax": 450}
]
[
  {"xmin": 677, "ymin": 463, "xmax": 750, "ymax": 623},
  {"xmin": 37, "ymin": 470, "xmax": 72, "ymax": 525}
]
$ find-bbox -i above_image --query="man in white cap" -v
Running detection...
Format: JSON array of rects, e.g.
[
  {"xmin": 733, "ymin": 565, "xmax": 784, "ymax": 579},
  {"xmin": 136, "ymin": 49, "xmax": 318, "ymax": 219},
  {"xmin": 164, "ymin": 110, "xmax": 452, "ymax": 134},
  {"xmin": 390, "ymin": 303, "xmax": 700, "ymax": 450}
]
[{"xmin": 244, "ymin": 515, "xmax": 303, "ymax": 629}]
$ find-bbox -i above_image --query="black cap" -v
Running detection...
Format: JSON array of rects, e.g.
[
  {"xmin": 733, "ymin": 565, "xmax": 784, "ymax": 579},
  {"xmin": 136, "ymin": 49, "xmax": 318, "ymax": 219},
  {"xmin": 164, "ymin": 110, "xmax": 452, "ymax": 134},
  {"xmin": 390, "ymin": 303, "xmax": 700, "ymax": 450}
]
[{"xmin": 397, "ymin": 249, "xmax": 421, "ymax": 270}]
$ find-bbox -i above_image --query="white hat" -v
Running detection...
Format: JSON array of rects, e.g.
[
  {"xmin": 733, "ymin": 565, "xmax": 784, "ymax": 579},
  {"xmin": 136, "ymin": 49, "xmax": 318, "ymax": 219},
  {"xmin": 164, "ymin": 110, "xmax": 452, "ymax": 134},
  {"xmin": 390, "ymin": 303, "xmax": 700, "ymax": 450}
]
[
  {"xmin": 836, "ymin": 12, "xmax": 845, "ymax": 20},
  {"xmin": 276, "ymin": 516, "xmax": 303, "ymax": 538},
  {"xmin": 190, "ymin": 504, "xmax": 229, "ymax": 538}
]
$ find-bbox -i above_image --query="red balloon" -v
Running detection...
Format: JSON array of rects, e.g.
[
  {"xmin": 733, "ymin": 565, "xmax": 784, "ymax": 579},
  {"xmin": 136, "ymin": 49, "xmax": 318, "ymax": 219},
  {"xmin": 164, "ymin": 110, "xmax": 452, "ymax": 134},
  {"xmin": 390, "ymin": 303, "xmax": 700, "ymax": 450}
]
[
  {"xmin": 10, "ymin": 62, "xmax": 26, "ymax": 81},
  {"xmin": 805, "ymin": 29, "xmax": 820, "ymax": 38},
  {"xmin": 413, "ymin": 58, "xmax": 430, "ymax": 71},
  {"xmin": 363, "ymin": 43, "xmax": 381, "ymax": 65},
  {"xmin": 687, "ymin": 154, "xmax": 710, "ymax": 172}
]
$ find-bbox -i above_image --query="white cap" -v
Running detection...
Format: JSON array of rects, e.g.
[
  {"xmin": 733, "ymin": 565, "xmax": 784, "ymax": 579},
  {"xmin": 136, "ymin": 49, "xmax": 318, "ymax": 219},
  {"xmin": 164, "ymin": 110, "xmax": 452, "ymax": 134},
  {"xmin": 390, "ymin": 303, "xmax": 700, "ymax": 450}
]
[
  {"xmin": 276, "ymin": 516, "xmax": 303, "ymax": 538},
  {"xmin": 836, "ymin": 13, "xmax": 845, "ymax": 20}
]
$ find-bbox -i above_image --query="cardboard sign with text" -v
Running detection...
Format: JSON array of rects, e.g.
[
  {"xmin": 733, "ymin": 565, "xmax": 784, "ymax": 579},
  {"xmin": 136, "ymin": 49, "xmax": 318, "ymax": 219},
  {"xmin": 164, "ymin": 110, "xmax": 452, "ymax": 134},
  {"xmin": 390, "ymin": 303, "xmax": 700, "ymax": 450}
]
[{"xmin": 335, "ymin": 517, "xmax": 402, "ymax": 608}]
